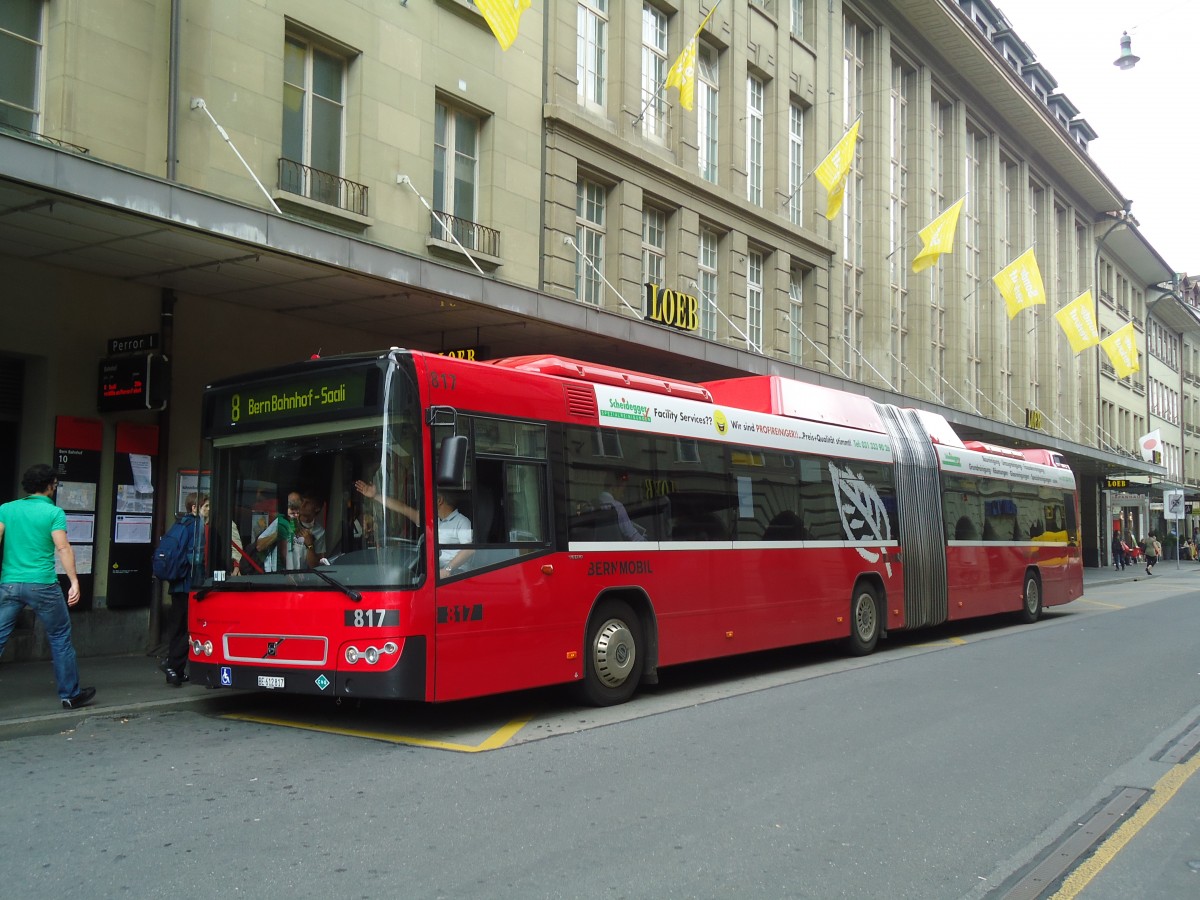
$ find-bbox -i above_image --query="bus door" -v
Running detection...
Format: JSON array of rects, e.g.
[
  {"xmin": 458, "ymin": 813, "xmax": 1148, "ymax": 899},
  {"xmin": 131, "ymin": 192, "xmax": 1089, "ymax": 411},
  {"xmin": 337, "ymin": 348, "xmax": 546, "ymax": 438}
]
[{"xmin": 430, "ymin": 417, "xmax": 556, "ymax": 700}]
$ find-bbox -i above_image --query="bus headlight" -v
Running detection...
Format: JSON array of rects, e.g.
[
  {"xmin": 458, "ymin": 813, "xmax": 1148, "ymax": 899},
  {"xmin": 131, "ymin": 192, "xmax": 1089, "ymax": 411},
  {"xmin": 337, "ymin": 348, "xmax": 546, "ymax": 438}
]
[{"xmin": 343, "ymin": 642, "xmax": 399, "ymax": 666}]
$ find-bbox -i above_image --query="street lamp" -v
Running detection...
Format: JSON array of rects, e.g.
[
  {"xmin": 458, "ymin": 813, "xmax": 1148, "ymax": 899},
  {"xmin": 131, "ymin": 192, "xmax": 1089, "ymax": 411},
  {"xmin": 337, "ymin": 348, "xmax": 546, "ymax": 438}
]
[
  {"xmin": 1113, "ymin": 32, "xmax": 1141, "ymax": 70},
  {"xmin": 1093, "ymin": 207, "xmax": 1139, "ymax": 566},
  {"xmin": 1093, "ymin": 207, "xmax": 1138, "ymax": 449}
]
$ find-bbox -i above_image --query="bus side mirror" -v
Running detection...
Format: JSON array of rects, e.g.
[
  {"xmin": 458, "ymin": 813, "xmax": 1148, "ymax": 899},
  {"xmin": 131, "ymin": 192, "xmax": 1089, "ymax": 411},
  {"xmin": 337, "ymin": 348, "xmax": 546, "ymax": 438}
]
[{"xmin": 436, "ymin": 435, "xmax": 467, "ymax": 487}]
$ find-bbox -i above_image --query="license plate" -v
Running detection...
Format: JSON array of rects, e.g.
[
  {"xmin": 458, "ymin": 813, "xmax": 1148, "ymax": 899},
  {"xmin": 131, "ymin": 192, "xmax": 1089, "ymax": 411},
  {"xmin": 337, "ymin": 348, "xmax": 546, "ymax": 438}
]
[{"xmin": 257, "ymin": 675, "xmax": 285, "ymax": 689}]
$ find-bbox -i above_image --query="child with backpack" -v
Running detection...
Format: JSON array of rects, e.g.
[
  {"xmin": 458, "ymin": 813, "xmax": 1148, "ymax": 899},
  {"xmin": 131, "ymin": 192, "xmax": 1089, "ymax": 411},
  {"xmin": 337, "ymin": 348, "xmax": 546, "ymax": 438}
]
[{"xmin": 153, "ymin": 493, "xmax": 207, "ymax": 685}]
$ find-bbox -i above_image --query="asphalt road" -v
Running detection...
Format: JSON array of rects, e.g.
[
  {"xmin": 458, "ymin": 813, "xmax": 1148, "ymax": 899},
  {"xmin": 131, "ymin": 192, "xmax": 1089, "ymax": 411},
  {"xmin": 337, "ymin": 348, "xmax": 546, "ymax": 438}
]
[{"xmin": 0, "ymin": 577, "xmax": 1196, "ymax": 899}]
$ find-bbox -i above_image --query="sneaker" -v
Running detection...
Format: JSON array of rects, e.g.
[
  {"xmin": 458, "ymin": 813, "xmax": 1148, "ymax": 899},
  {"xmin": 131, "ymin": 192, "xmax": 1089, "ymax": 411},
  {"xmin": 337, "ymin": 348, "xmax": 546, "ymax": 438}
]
[
  {"xmin": 158, "ymin": 659, "xmax": 183, "ymax": 687},
  {"xmin": 62, "ymin": 687, "xmax": 96, "ymax": 710}
]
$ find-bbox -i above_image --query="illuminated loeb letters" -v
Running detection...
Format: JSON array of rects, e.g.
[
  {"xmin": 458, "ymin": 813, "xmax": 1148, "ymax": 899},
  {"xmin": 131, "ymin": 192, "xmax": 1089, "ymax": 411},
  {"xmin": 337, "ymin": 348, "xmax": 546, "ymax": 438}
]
[{"xmin": 644, "ymin": 284, "xmax": 699, "ymax": 332}]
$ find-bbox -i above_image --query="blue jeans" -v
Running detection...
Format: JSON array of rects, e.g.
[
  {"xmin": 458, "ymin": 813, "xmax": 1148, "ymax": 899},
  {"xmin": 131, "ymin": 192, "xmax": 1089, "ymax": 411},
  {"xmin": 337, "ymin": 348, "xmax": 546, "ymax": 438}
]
[{"xmin": 0, "ymin": 582, "xmax": 81, "ymax": 701}]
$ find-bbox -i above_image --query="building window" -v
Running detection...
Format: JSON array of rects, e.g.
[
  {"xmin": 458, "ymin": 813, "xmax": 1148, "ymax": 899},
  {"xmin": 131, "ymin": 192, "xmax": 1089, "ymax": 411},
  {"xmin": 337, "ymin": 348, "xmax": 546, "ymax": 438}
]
[
  {"xmin": 642, "ymin": 206, "xmax": 666, "ymax": 291},
  {"xmin": 1028, "ymin": 180, "xmax": 1045, "ymax": 410},
  {"xmin": 928, "ymin": 95, "xmax": 950, "ymax": 397},
  {"xmin": 697, "ymin": 43, "xmax": 719, "ymax": 184},
  {"xmin": 282, "ymin": 32, "xmax": 346, "ymax": 206},
  {"xmin": 964, "ymin": 127, "xmax": 986, "ymax": 409},
  {"xmin": 699, "ymin": 228, "xmax": 719, "ymax": 339},
  {"xmin": 0, "ymin": 1, "xmax": 41, "ymax": 132},
  {"xmin": 747, "ymin": 250, "xmax": 764, "ymax": 350},
  {"xmin": 888, "ymin": 61, "xmax": 911, "ymax": 390},
  {"xmin": 842, "ymin": 17, "xmax": 866, "ymax": 381},
  {"xmin": 787, "ymin": 102, "xmax": 805, "ymax": 225},
  {"xmin": 789, "ymin": 271, "xmax": 805, "ymax": 363},
  {"xmin": 575, "ymin": 179, "xmax": 606, "ymax": 305},
  {"xmin": 641, "ymin": 4, "xmax": 668, "ymax": 140},
  {"xmin": 790, "ymin": 0, "xmax": 805, "ymax": 41},
  {"xmin": 998, "ymin": 154, "xmax": 1017, "ymax": 407},
  {"xmin": 746, "ymin": 75, "xmax": 764, "ymax": 206},
  {"xmin": 577, "ymin": 0, "xmax": 608, "ymax": 110},
  {"xmin": 433, "ymin": 102, "xmax": 480, "ymax": 244}
]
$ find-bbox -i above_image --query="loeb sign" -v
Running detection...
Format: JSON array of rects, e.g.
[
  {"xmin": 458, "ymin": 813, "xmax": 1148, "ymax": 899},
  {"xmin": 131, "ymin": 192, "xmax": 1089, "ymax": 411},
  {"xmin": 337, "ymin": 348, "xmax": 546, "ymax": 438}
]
[{"xmin": 644, "ymin": 283, "xmax": 699, "ymax": 332}]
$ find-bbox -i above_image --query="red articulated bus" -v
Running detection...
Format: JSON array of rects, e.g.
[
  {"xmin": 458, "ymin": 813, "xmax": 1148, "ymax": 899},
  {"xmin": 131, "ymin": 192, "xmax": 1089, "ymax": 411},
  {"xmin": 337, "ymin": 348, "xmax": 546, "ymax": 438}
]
[{"xmin": 188, "ymin": 349, "xmax": 1082, "ymax": 705}]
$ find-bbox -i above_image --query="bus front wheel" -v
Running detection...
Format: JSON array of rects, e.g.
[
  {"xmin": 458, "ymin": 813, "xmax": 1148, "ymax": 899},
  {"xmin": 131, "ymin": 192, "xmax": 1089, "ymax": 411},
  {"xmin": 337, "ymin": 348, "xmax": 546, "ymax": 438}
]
[
  {"xmin": 1017, "ymin": 571, "xmax": 1042, "ymax": 624},
  {"xmin": 846, "ymin": 583, "xmax": 881, "ymax": 656},
  {"xmin": 579, "ymin": 599, "xmax": 643, "ymax": 706}
]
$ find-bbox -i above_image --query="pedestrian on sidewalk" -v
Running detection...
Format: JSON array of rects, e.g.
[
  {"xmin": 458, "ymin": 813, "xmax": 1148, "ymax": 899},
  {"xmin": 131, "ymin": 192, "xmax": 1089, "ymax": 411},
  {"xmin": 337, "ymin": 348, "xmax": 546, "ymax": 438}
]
[
  {"xmin": 0, "ymin": 464, "xmax": 95, "ymax": 709},
  {"xmin": 159, "ymin": 493, "xmax": 208, "ymax": 686},
  {"xmin": 1110, "ymin": 529, "xmax": 1126, "ymax": 571},
  {"xmin": 1144, "ymin": 532, "xmax": 1161, "ymax": 575}
]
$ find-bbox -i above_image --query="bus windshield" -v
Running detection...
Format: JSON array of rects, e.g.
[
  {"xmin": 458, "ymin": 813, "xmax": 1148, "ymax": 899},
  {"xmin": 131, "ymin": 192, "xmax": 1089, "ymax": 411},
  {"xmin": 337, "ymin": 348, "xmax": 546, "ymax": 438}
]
[{"xmin": 199, "ymin": 355, "xmax": 425, "ymax": 590}]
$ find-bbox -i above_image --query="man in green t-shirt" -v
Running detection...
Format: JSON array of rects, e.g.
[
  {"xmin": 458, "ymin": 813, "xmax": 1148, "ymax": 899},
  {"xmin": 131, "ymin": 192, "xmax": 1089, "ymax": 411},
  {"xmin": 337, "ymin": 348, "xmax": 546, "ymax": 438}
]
[{"xmin": 0, "ymin": 464, "xmax": 95, "ymax": 709}]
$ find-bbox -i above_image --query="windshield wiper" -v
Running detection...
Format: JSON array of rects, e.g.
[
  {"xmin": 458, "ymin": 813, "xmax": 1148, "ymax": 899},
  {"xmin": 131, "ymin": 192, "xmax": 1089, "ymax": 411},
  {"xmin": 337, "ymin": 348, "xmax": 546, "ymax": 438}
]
[
  {"xmin": 307, "ymin": 566, "xmax": 362, "ymax": 602},
  {"xmin": 194, "ymin": 581, "xmax": 245, "ymax": 601}
]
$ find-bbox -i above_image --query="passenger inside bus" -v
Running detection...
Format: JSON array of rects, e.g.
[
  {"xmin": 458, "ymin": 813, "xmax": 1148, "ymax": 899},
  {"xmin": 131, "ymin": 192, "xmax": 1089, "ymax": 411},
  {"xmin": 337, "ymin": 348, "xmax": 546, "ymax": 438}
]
[
  {"xmin": 597, "ymin": 472, "xmax": 648, "ymax": 541},
  {"xmin": 256, "ymin": 489, "xmax": 326, "ymax": 569}
]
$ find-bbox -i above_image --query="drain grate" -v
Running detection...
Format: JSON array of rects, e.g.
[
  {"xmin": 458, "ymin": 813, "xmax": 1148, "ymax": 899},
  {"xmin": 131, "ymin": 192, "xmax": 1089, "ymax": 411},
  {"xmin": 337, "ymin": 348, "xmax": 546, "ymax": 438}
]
[
  {"xmin": 992, "ymin": 787, "xmax": 1148, "ymax": 900},
  {"xmin": 1156, "ymin": 718, "xmax": 1200, "ymax": 765}
]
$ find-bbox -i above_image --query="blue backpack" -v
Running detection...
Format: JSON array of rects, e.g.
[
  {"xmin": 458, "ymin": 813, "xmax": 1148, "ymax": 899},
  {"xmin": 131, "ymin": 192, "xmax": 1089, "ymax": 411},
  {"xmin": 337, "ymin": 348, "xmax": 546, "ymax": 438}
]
[{"xmin": 152, "ymin": 518, "xmax": 193, "ymax": 582}]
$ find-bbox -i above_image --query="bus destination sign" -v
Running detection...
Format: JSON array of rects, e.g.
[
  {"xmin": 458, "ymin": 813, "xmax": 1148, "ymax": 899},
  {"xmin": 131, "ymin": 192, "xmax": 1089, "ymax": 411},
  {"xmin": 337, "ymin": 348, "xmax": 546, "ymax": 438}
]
[{"xmin": 217, "ymin": 371, "xmax": 369, "ymax": 429}]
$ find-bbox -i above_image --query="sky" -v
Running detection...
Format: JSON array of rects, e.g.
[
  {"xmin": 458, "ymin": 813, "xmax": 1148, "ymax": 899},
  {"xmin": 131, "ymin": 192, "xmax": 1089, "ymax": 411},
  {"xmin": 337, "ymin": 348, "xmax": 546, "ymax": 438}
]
[{"xmin": 992, "ymin": 0, "xmax": 1199, "ymax": 276}]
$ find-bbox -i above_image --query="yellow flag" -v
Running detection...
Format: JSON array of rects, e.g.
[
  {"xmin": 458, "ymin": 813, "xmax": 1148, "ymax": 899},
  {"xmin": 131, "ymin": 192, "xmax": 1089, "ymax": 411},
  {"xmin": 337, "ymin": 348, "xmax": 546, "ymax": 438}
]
[
  {"xmin": 1100, "ymin": 321, "xmax": 1140, "ymax": 378},
  {"xmin": 815, "ymin": 119, "xmax": 860, "ymax": 192},
  {"xmin": 1054, "ymin": 291, "xmax": 1101, "ymax": 354},
  {"xmin": 911, "ymin": 197, "xmax": 965, "ymax": 273},
  {"xmin": 992, "ymin": 248, "xmax": 1047, "ymax": 319},
  {"xmin": 665, "ymin": 6, "xmax": 717, "ymax": 111},
  {"xmin": 823, "ymin": 177, "xmax": 846, "ymax": 221},
  {"xmin": 475, "ymin": 0, "xmax": 532, "ymax": 51}
]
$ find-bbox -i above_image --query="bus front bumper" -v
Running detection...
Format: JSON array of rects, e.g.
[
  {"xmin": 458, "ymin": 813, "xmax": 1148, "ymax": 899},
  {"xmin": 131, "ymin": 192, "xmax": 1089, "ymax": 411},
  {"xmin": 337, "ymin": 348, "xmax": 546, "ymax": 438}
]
[{"xmin": 190, "ymin": 635, "xmax": 427, "ymax": 700}]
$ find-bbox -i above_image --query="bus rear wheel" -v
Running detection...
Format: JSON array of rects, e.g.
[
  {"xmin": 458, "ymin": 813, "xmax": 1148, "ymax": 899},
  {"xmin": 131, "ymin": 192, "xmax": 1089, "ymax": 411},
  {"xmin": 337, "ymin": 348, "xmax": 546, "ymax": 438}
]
[
  {"xmin": 846, "ymin": 583, "xmax": 881, "ymax": 656},
  {"xmin": 578, "ymin": 599, "xmax": 643, "ymax": 707},
  {"xmin": 1017, "ymin": 571, "xmax": 1042, "ymax": 624}
]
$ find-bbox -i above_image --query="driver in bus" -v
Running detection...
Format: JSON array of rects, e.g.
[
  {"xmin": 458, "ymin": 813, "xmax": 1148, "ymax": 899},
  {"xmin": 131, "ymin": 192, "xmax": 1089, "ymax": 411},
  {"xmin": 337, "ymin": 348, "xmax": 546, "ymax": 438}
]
[{"xmin": 355, "ymin": 482, "xmax": 474, "ymax": 577}]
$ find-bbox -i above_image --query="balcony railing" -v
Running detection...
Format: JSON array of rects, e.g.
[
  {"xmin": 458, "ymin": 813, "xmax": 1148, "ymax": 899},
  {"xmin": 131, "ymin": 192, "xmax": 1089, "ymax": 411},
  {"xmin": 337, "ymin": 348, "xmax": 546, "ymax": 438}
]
[
  {"xmin": 430, "ymin": 210, "xmax": 500, "ymax": 258},
  {"xmin": 0, "ymin": 121, "xmax": 88, "ymax": 154},
  {"xmin": 277, "ymin": 158, "xmax": 368, "ymax": 216}
]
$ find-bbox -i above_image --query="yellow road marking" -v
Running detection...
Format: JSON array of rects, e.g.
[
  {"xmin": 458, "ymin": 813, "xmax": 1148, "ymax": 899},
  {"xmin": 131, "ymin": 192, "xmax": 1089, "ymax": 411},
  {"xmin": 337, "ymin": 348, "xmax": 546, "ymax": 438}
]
[
  {"xmin": 222, "ymin": 711, "xmax": 534, "ymax": 752},
  {"xmin": 1050, "ymin": 751, "xmax": 1200, "ymax": 898},
  {"xmin": 1077, "ymin": 597, "xmax": 1125, "ymax": 610},
  {"xmin": 913, "ymin": 636, "xmax": 967, "ymax": 648}
]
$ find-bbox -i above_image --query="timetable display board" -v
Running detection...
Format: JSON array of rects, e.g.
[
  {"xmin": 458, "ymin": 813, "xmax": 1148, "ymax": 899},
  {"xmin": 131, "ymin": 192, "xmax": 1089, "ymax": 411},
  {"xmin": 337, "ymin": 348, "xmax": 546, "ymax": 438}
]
[
  {"xmin": 106, "ymin": 422, "xmax": 158, "ymax": 610},
  {"xmin": 53, "ymin": 416, "xmax": 102, "ymax": 612}
]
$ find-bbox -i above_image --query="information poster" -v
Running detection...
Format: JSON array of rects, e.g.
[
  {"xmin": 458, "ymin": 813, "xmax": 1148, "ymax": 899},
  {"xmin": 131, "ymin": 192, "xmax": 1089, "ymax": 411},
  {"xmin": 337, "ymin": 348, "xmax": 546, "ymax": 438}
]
[
  {"xmin": 106, "ymin": 422, "xmax": 158, "ymax": 609},
  {"xmin": 54, "ymin": 417, "xmax": 102, "ymax": 611}
]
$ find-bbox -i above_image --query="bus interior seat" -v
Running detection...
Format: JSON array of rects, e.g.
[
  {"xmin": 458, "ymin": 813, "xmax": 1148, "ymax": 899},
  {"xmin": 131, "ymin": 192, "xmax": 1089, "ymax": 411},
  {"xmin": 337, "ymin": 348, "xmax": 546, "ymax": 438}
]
[
  {"xmin": 673, "ymin": 513, "xmax": 725, "ymax": 541},
  {"xmin": 569, "ymin": 506, "xmax": 620, "ymax": 542},
  {"xmin": 763, "ymin": 511, "xmax": 806, "ymax": 541},
  {"xmin": 954, "ymin": 515, "xmax": 978, "ymax": 540}
]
